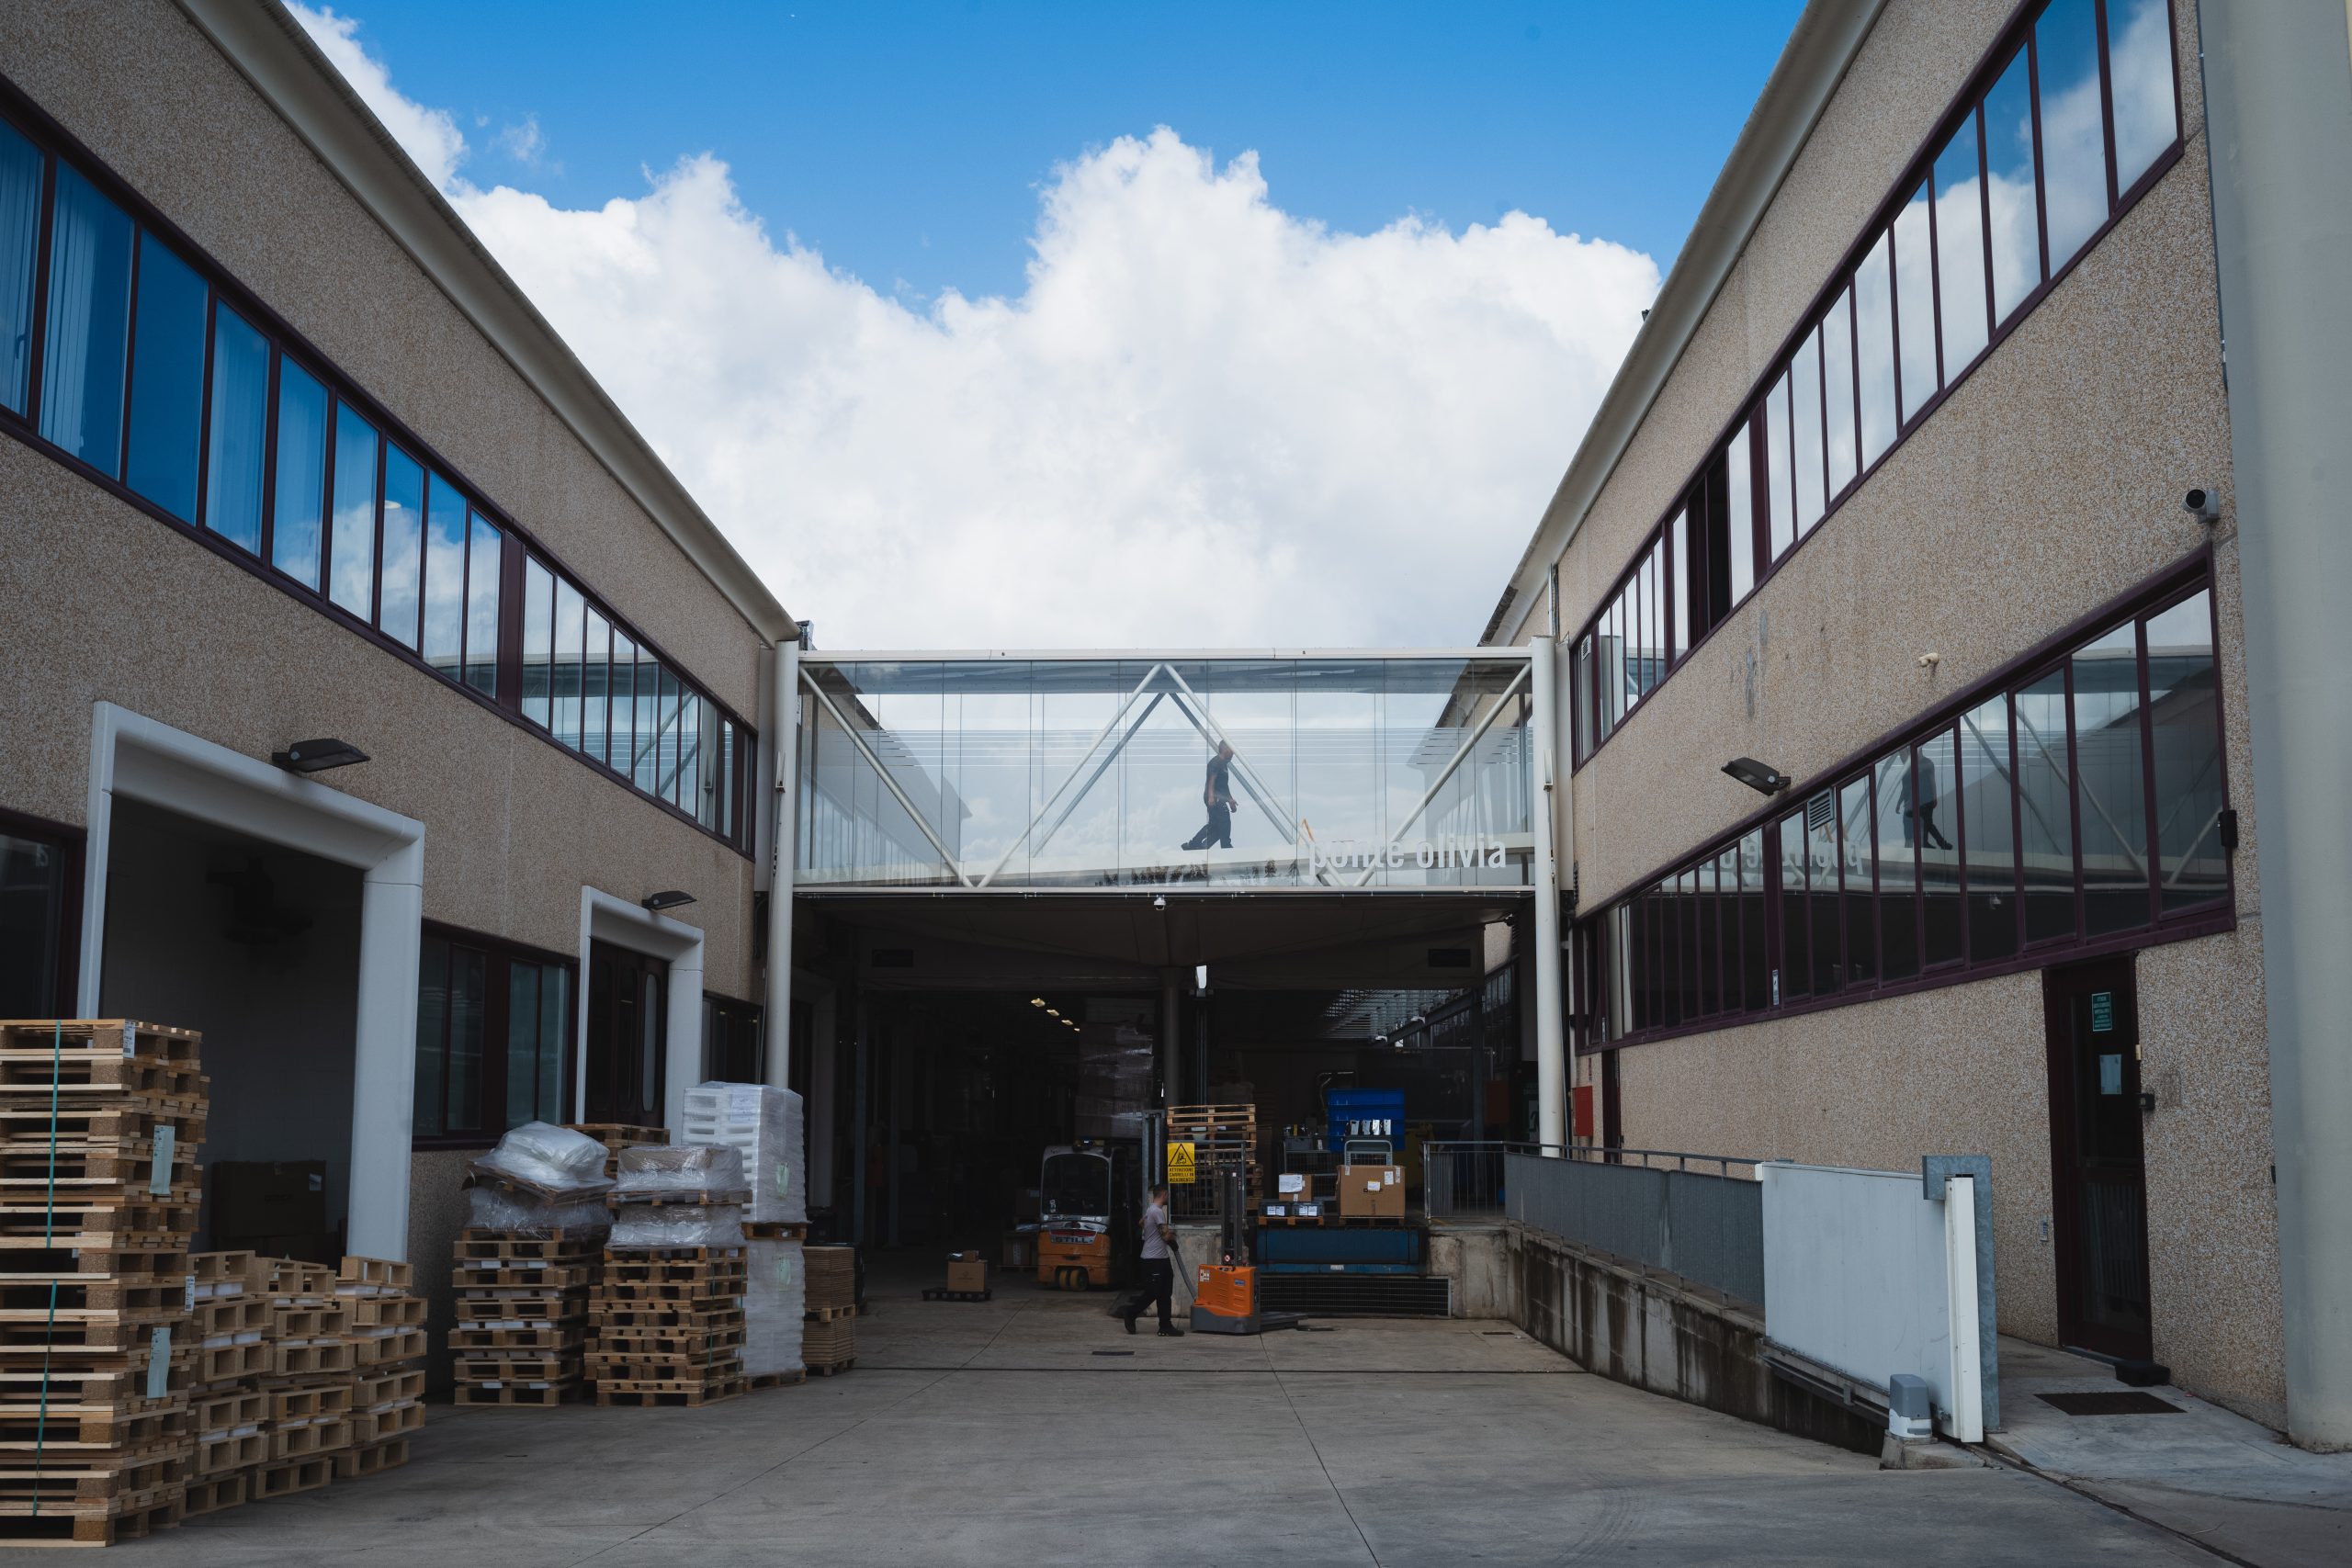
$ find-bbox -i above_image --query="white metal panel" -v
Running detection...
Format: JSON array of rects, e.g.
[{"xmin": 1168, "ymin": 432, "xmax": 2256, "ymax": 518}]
[{"xmin": 1761, "ymin": 1162, "xmax": 1955, "ymax": 1418}]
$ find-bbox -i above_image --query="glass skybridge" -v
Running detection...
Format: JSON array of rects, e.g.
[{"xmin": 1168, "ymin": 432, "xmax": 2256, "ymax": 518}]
[{"xmin": 792, "ymin": 650, "xmax": 1538, "ymax": 891}]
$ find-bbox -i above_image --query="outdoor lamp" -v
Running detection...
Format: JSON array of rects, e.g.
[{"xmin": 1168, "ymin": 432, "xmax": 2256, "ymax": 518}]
[
  {"xmin": 642, "ymin": 890, "xmax": 696, "ymax": 912},
  {"xmin": 271, "ymin": 738, "xmax": 369, "ymax": 773},
  {"xmin": 1722, "ymin": 757, "xmax": 1791, "ymax": 796}
]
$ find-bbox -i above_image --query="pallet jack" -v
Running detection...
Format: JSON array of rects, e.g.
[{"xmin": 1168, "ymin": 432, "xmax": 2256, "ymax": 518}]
[{"xmin": 1188, "ymin": 1169, "xmax": 1306, "ymax": 1336}]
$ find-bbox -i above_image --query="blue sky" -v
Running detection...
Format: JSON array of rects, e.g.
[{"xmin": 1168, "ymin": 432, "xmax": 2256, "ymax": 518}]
[{"xmin": 330, "ymin": 0, "xmax": 1802, "ymax": 304}]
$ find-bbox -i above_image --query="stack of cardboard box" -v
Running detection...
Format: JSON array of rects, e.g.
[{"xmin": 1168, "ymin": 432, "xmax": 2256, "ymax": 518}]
[{"xmin": 801, "ymin": 1246, "xmax": 857, "ymax": 1375}]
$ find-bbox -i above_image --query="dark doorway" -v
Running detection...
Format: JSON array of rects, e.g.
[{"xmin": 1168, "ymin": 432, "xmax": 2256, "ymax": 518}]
[
  {"xmin": 2042, "ymin": 956, "xmax": 2153, "ymax": 1362},
  {"xmin": 585, "ymin": 941, "xmax": 666, "ymax": 1126}
]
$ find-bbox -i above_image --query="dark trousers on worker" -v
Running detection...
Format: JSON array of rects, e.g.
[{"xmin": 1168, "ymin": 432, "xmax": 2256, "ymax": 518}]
[
  {"xmin": 1136, "ymin": 1258, "xmax": 1175, "ymax": 1329},
  {"xmin": 1183, "ymin": 804, "xmax": 1232, "ymax": 851}
]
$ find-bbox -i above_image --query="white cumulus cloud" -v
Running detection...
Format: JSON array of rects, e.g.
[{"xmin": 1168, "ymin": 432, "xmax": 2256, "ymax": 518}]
[{"xmin": 292, "ymin": 9, "xmax": 1659, "ymax": 650}]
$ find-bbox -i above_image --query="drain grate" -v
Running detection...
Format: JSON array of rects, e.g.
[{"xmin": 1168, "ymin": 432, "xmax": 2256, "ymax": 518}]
[
  {"xmin": 1091, "ymin": 1350, "xmax": 1135, "ymax": 1358},
  {"xmin": 2038, "ymin": 1391, "xmax": 2183, "ymax": 1416}
]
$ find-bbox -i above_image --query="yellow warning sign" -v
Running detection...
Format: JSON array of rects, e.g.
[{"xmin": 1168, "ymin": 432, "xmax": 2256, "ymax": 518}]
[{"xmin": 1166, "ymin": 1141, "xmax": 1196, "ymax": 1185}]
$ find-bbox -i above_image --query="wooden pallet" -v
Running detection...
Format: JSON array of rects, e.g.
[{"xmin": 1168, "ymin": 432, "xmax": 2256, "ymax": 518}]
[
  {"xmin": 0, "ymin": 1276, "xmax": 189, "ymax": 1315},
  {"xmin": 589, "ymin": 1304, "xmax": 744, "ymax": 1332},
  {"xmin": 452, "ymin": 1260, "xmax": 593, "ymax": 1292},
  {"xmin": 266, "ymin": 1418, "xmax": 350, "ymax": 1461},
  {"xmin": 0, "ymin": 1105, "xmax": 206, "ymax": 1148},
  {"xmin": 0, "ymin": 1021, "xmax": 202, "ymax": 1062},
  {"xmin": 351, "ymin": 1328, "xmax": 427, "ymax": 1367},
  {"xmin": 747, "ymin": 1369, "xmax": 807, "ymax": 1391},
  {"xmin": 0, "ymin": 1402, "xmax": 189, "ymax": 1451},
  {"xmin": 563, "ymin": 1122, "xmax": 666, "ymax": 1145},
  {"xmin": 600, "ymin": 1256, "xmax": 748, "ymax": 1285},
  {"xmin": 0, "ymin": 1243, "xmax": 191, "ymax": 1279},
  {"xmin": 333, "ymin": 1436, "xmax": 409, "ymax": 1480},
  {"xmin": 452, "ymin": 1354, "xmax": 574, "ymax": 1383},
  {"xmin": 349, "ymin": 1401, "xmax": 424, "ymax": 1445},
  {"xmin": 455, "ymin": 1297, "xmax": 582, "ymax": 1327},
  {"xmin": 453, "ymin": 1379, "xmax": 574, "ymax": 1407},
  {"xmin": 447, "ymin": 1325, "xmax": 585, "ymax": 1354},
  {"xmin": 920, "ymin": 1288, "xmax": 992, "ymax": 1303},
  {"xmin": 804, "ymin": 1303, "xmax": 856, "ymax": 1324},
  {"xmin": 741, "ymin": 1221, "xmax": 809, "ymax": 1241},
  {"xmin": 0, "ymin": 1488, "xmax": 187, "ymax": 1547},
  {"xmin": 605, "ymin": 1190, "xmax": 750, "ymax": 1209},
  {"xmin": 354, "ymin": 1369, "xmax": 425, "ymax": 1408},
  {"xmin": 182, "ymin": 1468, "xmax": 247, "ymax": 1517},
  {"xmin": 334, "ymin": 1256, "xmax": 413, "ymax": 1294},
  {"xmin": 806, "ymin": 1358, "xmax": 855, "ymax": 1378},
  {"xmin": 452, "ymin": 1230, "xmax": 602, "ymax": 1262},
  {"xmin": 194, "ymin": 1428, "xmax": 267, "ymax": 1476},
  {"xmin": 594, "ymin": 1379, "xmax": 743, "ymax": 1408},
  {"xmin": 251, "ymin": 1455, "xmax": 332, "ymax": 1499}
]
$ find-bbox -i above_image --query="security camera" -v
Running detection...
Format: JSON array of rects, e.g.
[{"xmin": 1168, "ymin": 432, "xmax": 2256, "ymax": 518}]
[
  {"xmin": 2183, "ymin": 488, "xmax": 2220, "ymax": 525},
  {"xmin": 1151, "ymin": 895, "xmax": 1166, "ymax": 909}
]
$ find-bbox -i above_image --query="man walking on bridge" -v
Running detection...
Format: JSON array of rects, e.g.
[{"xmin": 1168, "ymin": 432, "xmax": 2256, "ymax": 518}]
[{"xmin": 1182, "ymin": 741, "xmax": 1237, "ymax": 852}]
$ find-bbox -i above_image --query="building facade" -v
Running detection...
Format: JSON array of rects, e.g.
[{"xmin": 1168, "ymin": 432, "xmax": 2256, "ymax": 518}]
[
  {"xmin": 0, "ymin": 0, "xmax": 796, "ymax": 1317},
  {"xmin": 1485, "ymin": 0, "xmax": 2352, "ymax": 1446}
]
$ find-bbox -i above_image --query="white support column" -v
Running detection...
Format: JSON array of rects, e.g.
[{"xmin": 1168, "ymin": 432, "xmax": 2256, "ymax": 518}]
[
  {"xmin": 348, "ymin": 850, "xmax": 423, "ymax": 1260},
  {"xmin": 764, "ymin": 636, "xmax": 799, "ymax": 1089},
  {"xmin": 1943, "ymin": 1175, "xmax": 1984, "ymax": 1444},
  {"xmin": 1529, "ymin": 637, "xmax": 1567, "ymax": 1149},
  {"xmin": 2202, "ymin": 0, "xmax": 2352, "ymax": 1451},
  {"xmin": 664, "ymin": 947, "xmax": 704, "ymax": 1134}
]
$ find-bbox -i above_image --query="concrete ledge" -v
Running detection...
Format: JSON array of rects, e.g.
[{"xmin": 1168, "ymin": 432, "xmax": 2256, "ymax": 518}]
[{"xmin": 1503, "ymin": 1222, "xmax": 1882, "ymax": 1456}]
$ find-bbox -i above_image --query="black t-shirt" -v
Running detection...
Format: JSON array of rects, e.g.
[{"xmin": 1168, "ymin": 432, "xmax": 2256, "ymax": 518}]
[{"xmin": 1206, "ymin": 756, "xmax": 1232, "ymax": 802}]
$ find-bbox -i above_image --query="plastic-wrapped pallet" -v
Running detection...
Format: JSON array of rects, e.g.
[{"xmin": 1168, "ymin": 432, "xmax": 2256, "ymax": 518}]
[
  {"xmin": 680, "ymin": 1082, "xmax": 806, "ymax": 1225},
  {"xmin": 742, "ymin": 1236, "xmax": 806, "ymax": 1381}
]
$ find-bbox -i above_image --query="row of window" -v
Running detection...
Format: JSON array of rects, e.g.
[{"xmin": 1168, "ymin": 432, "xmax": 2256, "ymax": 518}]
[
  {"xmin": 1570, "ymin": 0, "xmax": 2180, "ymax": 765},
  {"xmin": 0, "ymin": 93, "xmax": 754, "ymax": 851},
  {"xmin": 413, "ymin": 930, "xmax": 571, "ymax": 1138},
  {"xmin": 1572, "ymin": 574, "xmax": 2227, "ymax": 1045}
]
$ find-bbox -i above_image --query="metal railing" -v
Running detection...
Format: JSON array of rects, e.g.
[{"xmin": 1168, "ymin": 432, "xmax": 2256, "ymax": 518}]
[
  {"xmin": 1425, "ymin": 1143, "xmax": 1767, "ymax": 1307},
  {"xmin": 1502, "ymin": 1145, "xmax": 1768, "ymax": 1309}
]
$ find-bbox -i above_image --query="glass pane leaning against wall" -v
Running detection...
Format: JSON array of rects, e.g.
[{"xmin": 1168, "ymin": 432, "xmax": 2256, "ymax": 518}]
[
  {"xmin": 2106, "ymin": 0, "xmax": 2178, "ymax": 195},
  {"xmin": 203, "ymin": 305, "xmax": 269, "ymax": 554},
  {"xmin": 2143, "ymin": 590, "xmax": 2225, "ymax": 913},
  {"xmin": 40, "ymin": 165, "xmax": 134, "ymax": 477},
  {"xmin": 123, "ymin": 232, "xmax": 208, "ymax": 523},
  {"xmin": 0, "ymin": 119, "xmax": 40, "ymax": 414}
]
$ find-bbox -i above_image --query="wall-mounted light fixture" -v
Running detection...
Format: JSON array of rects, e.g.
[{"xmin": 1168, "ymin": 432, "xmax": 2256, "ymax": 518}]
[
  {"xmin": 1722, "ymin": 757, "xmax": 1791, "ymax": 796},
  {"xmin": 271, "ymin": 738, "xmax": 369, "ymax": 773},
  {"xmin": 642, "ymin": 890, "xmax": 696, "ymax": 913}
]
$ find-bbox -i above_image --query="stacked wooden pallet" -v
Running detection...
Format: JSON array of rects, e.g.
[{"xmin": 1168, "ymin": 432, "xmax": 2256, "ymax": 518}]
[
  {"xmin": 333, "ymin": 1258, "xmax": 424, "ymax": 1475},
  {"xmin": 592, "ymin": 1149, "xmax": 748, "ymax": 1407},
  {"xmin": 184, "ymin": 1252, "xmax": 267, "ymax": 1517},
  {"xmin": 252, "ymin": 1258, "xmax": 351, "ymax": 1500},
  {"xmin": 0, "ymin": 1019, "xmax": 207, "ymax": 1548},
  {"xmin": 1167, "ymin": 1103, "xmax": 1261, "ymax": 1201},
  {"xmin": 802, "ymin": 1245, "xmax": 856, "ymax": 1377},
  {"xmin": 562, "ymin": 1124, "xmax": 667, "ymax": 1182},
  {"xmin": 449, "ymin": 1231, "xmax": 595, "ymax": 1407}
]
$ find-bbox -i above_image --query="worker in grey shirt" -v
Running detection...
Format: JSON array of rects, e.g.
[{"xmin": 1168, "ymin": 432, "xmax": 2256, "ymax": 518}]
[{"xmin": 1123, "ymin": 1182, "xmax": 1182, "ymax": 1336}]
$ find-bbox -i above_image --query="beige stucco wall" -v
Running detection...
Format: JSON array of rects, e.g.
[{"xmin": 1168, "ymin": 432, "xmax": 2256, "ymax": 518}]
[
  {"xmin": 1545, "ymin": 0, "xmax": 2282, "ymax": 1425},
  {"xmin": 0, "ymin": 1, "xmax": 767, "ymax": 995}
]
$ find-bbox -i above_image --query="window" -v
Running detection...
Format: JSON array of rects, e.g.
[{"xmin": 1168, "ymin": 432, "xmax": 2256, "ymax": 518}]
[
  {"xmin": 422, "ymin": 471, "xmax": 466, "ymax": 676},
  {"xmin": 327, "ymin": 404, "xmax": 378, "ymax": 617},
  {"xmin": 703, "ymin": 995, "xmax": 764, "ymax": 1084},
  {"xmin": 378, "ymin": 444, "xmax": 424, "ymax": 649},
  {"xmin": 1, "ymin": 96, "xmax": 758, "ymax": 852},
  {"xmin": 1576, "ymin": 567, "xmax": 2229, "ymax": 1047},
  {"xmin": 123, "ymin": 233, "xmax": 207, "ymax": 521},
  {"xmin": 413, "ymin": 928, "xmax": 571, "ymax": 1140},
  {"xmin": 204, "ymin": 305, "xmax": 268, "ymax": 553},
  {"xmin": 0, "ymin": 120, "xmax": 39, "ymax": 414},
  {"xmin": 40, "ymin": 165, "xmax": 133, "ymax": 476},
  {"xmin": 1563, "ymin": 0, "xmax": 2183, "ymax": 773},
  {"xmin": 0, "ymin": 818, "xmax": 75, "ymax": 1019},
  {"xmin": 271, "ymin": 361, "xmax": 328, "ymax": 589}
]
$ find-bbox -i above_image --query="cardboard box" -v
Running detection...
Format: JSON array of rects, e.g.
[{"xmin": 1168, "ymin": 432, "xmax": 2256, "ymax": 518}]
[
  {"xmin": 945, "ymin": 1252, "xmax": 989, "ymax": 1293},
  {"xmin": 1339, "ymin": 1165, "xmax": 1405, "ymax": 1219}
]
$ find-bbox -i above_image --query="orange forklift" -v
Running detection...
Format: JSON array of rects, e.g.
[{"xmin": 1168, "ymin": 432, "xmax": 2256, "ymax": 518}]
[{"xmin": 1036, "ymin": 1138, "xmax": 1144, "ymax": 1290}]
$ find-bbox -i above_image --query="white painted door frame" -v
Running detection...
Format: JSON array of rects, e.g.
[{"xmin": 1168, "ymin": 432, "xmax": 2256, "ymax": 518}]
[
  {"xmin": 77, "ymin": 702, "xmax": 424, "ymax": 1260},
  {"xmin": 572, "ymin": 888, "xmax": 706, "ymax": 1134}
]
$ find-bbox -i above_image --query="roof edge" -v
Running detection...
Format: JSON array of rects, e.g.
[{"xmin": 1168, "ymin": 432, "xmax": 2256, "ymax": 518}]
[
  {"xmin": 174, "ymin": 0, "xmax": 797, "ymax": 647},
  {"xmin": 1482, "ymin": 0, "xmax": 1888, "ymax": 648}
]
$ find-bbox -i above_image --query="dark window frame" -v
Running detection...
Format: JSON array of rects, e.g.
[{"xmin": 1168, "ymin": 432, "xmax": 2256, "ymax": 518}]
[
  {"xmin": 0, "ymin": 73, "xmax": 758, "ymax": 856},
  {"xmin": 1566, "ymin": 0, "xmax": 2184, "ymax": 772},
  {"xmin": 1572, "ymin": 551, "xmax": 2230, "ymax": 1055},
  {"xmin": 413, "ymin": 921, "xmax": 577, "ymax": 1150}
]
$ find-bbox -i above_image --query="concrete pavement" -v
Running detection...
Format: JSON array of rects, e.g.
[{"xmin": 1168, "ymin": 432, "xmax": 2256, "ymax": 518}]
[{"xmin": 71, "ymin": 1274, "xmax": 2245, "ymax": 1566}]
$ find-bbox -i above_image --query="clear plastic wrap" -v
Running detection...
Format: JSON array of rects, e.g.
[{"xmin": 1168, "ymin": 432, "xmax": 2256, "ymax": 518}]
[
  {"xmin": 615, "ymin": 1144, "xmax": 746, "ymax": 1196},
  {"xmin": 609, "ymin": 1202, "xmax": 744, "ymax": 1251},
  {"xmin": 742, "ymin": 1236, "xmax": 806, "ymax": 1378},
  {"xmin": 469, "ymin": 1121, "xmax": 612, "ymax": 1197},
  {"xmin": 681, "ymin": 1082, "xmax": 807, "ymax": 1224},
  {"xmin": 465, "ymin": 1184, "xmax": 611, "ymax": 1237}
]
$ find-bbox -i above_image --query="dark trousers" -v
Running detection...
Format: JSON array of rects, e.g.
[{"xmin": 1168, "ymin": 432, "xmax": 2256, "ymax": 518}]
[
  {"xmin": 1136, "ymin": 1258, "xmax": 1175, "ymax": 1328},
  {"xmin": 1184, "ymin": 804, "xmax": 1233, "ymax": 851}
]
